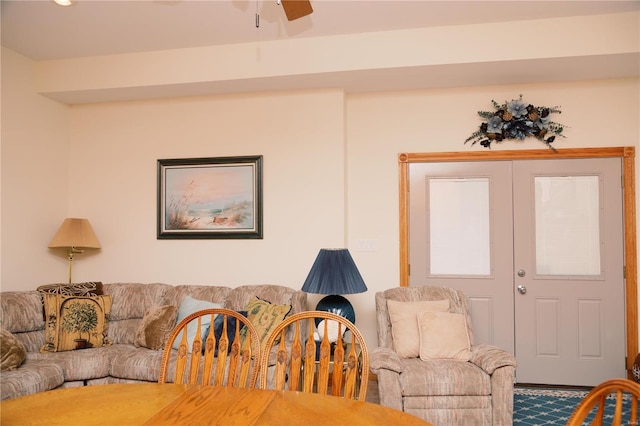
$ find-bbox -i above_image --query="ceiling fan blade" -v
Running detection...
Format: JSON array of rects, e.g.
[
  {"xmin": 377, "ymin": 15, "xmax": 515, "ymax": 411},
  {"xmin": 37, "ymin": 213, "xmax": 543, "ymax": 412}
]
[{"xmin": 281, "ymin": 0, "xmax": 313, "ymax": 21}]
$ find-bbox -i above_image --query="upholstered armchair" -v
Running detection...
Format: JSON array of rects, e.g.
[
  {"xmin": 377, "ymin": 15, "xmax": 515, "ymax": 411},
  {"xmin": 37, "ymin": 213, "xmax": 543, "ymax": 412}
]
[{"xmin": 370, "ymin": 286, "xmax": 517, "ymax": 426}]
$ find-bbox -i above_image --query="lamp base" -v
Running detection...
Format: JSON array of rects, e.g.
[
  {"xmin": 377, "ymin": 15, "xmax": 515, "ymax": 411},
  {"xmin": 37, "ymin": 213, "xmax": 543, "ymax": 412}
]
[{"xmin": 314, "ymin": 294, "xmax": 356, "ymax": 325}]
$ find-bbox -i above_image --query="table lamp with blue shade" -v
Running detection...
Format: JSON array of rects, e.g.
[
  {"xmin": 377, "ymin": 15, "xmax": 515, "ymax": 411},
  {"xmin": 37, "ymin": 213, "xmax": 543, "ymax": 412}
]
[{"xmin": 301, "ymin": 248, "xmax": 367, "ymax": 325}]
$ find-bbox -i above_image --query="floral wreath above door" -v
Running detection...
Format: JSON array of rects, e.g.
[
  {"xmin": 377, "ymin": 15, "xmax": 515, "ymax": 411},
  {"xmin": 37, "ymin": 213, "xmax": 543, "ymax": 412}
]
[{"xmin": 465, "ymin": 95, "xmax": 566, "ymax": 150}]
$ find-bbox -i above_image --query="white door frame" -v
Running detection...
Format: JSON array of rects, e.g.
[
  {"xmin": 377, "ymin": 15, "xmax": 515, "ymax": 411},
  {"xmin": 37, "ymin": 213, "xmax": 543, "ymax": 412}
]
[{"xmin": 398, "ymin": 147, "xmax": 638, "ymax": 378}]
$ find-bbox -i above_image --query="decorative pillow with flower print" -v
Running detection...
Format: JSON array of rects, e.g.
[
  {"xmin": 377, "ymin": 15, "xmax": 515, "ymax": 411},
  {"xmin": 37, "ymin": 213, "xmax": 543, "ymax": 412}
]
[
  {"xmin": 241, "ymin": 297, "xmax": 291, "ymax": 349},
  {"xmin": 36, "ymin": 282, "xmax": 103, "ymax": 321}
]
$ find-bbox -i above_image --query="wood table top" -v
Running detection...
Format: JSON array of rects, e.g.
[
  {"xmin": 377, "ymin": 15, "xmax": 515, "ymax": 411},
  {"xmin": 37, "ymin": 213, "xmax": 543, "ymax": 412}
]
[{"xmin": 1, "ymin": 383, "xmax": 431, "ymax": 425}]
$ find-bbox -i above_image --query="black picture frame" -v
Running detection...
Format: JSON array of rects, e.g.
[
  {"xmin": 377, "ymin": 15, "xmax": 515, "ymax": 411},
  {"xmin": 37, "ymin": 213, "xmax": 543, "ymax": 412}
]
[{"xmin": 157, "ymin": 156, "xmax": 263, "ymax": 239}]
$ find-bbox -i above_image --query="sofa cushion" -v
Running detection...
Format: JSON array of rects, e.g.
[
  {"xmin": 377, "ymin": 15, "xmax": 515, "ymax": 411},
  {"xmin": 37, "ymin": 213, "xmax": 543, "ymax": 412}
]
[
  {"xmin": 387, "ymin": 299, "xmax": 450, "ymax": 358},
  {"xmin": 134, "ymin": 305, "xmax": 178, "ymax": 350},
  {"xmin": 40, "ymin": 294, "xmax": 112, "ymax": 353},
  {"xmin": 108, "ymin": 318, "xmax": 141, "ymax": 346},
  {"xmin": 103, "ymin": 283, "xmax": 173, "ymax": 321},
  {"xmin": 0, "ymin": 291, "xmax": 45, "ymax": 334},
  {"xmin": 400, "ymin": 357, "xmax": 491, "ymax": 397},
  {"xmin": 162, "ymin": 285, "xmax": 231, "ymax": 309},
  {"xmin": 172, "ymin": 296, "xmax": 223, "ymax": 352},
  {"xmin": 109, "ymin": 346, "xmax": 165, "ymax": 382},
  {"xmin": 0, "ymin": 328, "xmax": 26, "ymax": 371},
  {"xmin": 27, "ymin": 347, "xmax": 113, "ymax": 381},
  {"xmin": 418, "ymin": 311, "xmax": 471, "ymax": 361},
  {"xmin": 0, "ymin": 359, "xmax": 64, "ymax": 400}
]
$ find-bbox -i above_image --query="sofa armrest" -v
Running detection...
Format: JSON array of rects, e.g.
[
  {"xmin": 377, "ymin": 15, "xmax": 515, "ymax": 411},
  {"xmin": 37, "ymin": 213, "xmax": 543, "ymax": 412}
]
[
  {"xmin": 369, "ymin": 347, "xmax": 404, "ymax": 375},
  {"xmin": 469, "ymin": 343, "xmax": 517, "ymax": 375},
  {"xmin": 370, "ymin": 347, "xmax": 404, "ymax": 411}
]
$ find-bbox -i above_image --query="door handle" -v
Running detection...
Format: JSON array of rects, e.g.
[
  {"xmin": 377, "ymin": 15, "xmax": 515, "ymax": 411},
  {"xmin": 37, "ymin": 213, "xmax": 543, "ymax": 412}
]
[{"xmin": 517, "ymin": 285, "xmax": 527, "ymax": 295}]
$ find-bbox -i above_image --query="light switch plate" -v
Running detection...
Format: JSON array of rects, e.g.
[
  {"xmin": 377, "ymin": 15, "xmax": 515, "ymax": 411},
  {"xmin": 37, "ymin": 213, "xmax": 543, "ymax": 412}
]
[{"xmin": 354, "ymin": 239, "xmax": 378, "ymax": 252}]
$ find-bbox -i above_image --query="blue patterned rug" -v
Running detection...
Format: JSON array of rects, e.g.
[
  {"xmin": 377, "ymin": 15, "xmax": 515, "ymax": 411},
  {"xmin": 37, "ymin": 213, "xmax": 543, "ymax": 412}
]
[{"xmin": 513, "ymin": 386, "xmax": 632, "ymax": 425}]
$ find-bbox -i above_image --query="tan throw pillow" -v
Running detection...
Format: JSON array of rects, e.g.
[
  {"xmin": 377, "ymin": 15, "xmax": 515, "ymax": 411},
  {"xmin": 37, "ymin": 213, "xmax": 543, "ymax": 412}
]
[
  {"xmin": 134, "ymin": 305, "xmax": 178, "ymax": 350},
  {"xmin": 0, "ymin": 328, "xmax": 26, "ymax": 371},
  {"xmin": 243, "ymin": 296, "xmax": 292, "ymax": 349},
  {"xmin": 387, "ymin": 299, "xmax": 450, "ymax": 358},
  {"xmin": 40, "ymin": 294, "xmax": 112, "ymax": 353},
  {"xmin": 418, "ymin": 311, "xmax": 472, "ymax": 361}
]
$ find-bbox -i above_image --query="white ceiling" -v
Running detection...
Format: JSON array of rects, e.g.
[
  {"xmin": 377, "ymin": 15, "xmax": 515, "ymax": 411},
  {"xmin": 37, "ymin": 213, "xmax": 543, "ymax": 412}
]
[{"xmin": 2, "ymin": 0, "xmax": 639, "ymax": 61}]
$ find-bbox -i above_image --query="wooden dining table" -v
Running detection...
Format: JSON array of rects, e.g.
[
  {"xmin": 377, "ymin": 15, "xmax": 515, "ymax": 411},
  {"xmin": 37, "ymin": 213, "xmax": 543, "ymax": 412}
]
[{"xmin": 0, "ymin": 383, "xmax": 431, "ymax": 425}]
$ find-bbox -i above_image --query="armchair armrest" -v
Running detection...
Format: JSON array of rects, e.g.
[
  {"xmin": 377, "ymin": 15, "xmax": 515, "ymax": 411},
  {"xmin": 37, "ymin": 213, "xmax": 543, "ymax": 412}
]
[
  {"xmin": 369, "ymin": 347, "xmax": 404, "ymax": 375},
  {"xmin": 469, "ymin": 343, "xmax": 517, "ymax": 375}
]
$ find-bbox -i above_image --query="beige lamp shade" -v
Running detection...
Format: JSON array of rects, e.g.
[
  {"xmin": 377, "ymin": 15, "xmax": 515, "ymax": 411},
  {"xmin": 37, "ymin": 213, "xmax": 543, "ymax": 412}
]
[{"xmin": 48, "ymin": 218, "xmax": 101, "ymax": 249}]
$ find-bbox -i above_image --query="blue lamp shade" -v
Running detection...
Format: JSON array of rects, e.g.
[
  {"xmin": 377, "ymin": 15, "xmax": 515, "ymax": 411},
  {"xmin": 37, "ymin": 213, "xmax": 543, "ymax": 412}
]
[
  {"xmin": 301, "ymin": 248, "xmax": 367, "ymax": 325},
  {"xmin": 301, "ymin": 248, "xmax": 367, "ymax": 295}
]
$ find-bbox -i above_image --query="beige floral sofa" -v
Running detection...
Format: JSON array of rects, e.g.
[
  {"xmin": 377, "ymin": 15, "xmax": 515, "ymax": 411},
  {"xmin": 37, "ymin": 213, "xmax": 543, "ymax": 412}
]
[{"xmin": 0, "ymin": 282, "xmax": 306, "ymax": 400}]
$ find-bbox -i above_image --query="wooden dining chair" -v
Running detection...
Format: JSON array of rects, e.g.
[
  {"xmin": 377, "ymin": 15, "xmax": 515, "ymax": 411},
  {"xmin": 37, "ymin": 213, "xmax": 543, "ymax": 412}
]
[
  {"xmin": 259, "ymin": 310, "xmax": 369, "ymax": 401},
  {"xmin": 158, "ymin": 308, "xmax": 261, "ymax": 387},
  {"xmin": 566, "ymin": 378, "xmax": 640, "ymax": 426}
]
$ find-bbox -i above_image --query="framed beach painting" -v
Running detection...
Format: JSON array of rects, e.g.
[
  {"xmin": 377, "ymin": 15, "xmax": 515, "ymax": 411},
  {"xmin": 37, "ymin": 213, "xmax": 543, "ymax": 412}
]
[{"xmin": 157, "ymin": 156, "xmax": 263, "ymax": 239}]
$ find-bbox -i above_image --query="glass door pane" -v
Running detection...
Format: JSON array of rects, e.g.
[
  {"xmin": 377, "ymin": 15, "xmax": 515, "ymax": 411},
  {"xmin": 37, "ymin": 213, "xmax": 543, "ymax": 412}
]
[
  {"xmin": 429, "ymin": 177, "xmax": 491, "ymax": 276},
  {"xmin": 534, "ymin": 175, "xmax": 601, "ymax": 276}
]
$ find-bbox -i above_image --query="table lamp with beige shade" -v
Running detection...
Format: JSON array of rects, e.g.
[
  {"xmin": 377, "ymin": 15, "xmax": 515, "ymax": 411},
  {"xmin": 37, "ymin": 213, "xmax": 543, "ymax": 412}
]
[{"xmin": 48, "ymin": 218, "xmax": 101, "ymax": 284}]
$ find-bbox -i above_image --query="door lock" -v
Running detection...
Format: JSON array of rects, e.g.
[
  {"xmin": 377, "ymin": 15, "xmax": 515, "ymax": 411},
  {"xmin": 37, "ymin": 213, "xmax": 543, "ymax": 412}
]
[
  {"xmin": 517, "ymin": 285, "xmax": 527, "ymax": 295},
  {"xmin": 517, "ymin": 269, "xmax": 526, "ymax": 277}
]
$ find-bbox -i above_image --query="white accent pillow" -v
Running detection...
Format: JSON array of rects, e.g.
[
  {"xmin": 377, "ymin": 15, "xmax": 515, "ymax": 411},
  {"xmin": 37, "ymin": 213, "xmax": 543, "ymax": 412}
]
[
  {"xmin": 387, "ymin": 299, "xmax": 450, "ymax": 358},
  {"xmin": 172, "ymin": 296, "xmax": 223, "ymax": 352},
  {"xmin": 417, "ymin": 311, "xmax": 472, "ymax": 361}
]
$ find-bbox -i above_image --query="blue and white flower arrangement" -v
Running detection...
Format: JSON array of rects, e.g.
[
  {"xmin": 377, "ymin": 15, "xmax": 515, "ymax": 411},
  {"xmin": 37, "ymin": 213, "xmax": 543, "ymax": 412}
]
[{"xmin": 465, "ymin": 95, "xmax": 565, "ymax": 150}]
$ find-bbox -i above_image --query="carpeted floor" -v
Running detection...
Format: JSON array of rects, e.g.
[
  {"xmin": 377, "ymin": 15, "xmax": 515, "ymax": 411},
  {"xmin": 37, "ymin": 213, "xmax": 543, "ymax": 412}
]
[
  {"xmin": 365, "ymin": 381, "xmax": 633, "ymax": 425},
  {"xmin": 513, "ymin": 386, "xmax": 632, "ymax": 425}
]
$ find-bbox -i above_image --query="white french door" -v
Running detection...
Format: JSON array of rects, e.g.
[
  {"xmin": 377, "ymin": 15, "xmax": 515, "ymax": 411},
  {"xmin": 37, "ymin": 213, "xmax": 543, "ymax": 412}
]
[
  {"xmin": 409, "ymin": 161, "xmax": 515, "ymax": 353},
  {"xmin": 409, "ymin": 157, "xmax": 626, "ymax": 386}
]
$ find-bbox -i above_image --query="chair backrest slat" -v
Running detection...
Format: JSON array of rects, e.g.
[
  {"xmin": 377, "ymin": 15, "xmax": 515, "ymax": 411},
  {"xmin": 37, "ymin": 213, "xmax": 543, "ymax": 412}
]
[
  {"xmin": 288, "ymin": 326, "xmax": 301, "ymax": 391},
  {"xmin": 225, "ymin": 319, "xmax": 240, "ymax": 387},
  {"xmin": 331, "ymin": 324, "xmax": 345, "ymax": 397},
  {"xmin": 567, "ymin": 378, "xmax": 640, "ymax": 426},
  {"xmin": 259, "ymin": 311, "xmax": 369, "ymax": 401},
  {"xmin": 236, "ymin": 330, "xmax": 252, "ymax": 388},
  {"xmin": 188, "ymin": 316, "xmax": 203, "ymax": 383},
  {"xmin": 174, "ymin": 330, "xmax": 189, "ymax": 384},
  {"xmin": 303, "ymin": 329, "xmax": 316, "ymax": 393},
  {"xmin": 202, "ymin": 315, "xmax": 216, "ymax": 382},
  {"xmin": 343, "ymin": 333, "xmax": 359, "ymax": 399},
  {"xmin": 158, "ymin": 308, "xmax": 261, "ymax": 388},
  {"xmin": 316, "ymin": 320, "xmax": 331, "ymax": 395}
]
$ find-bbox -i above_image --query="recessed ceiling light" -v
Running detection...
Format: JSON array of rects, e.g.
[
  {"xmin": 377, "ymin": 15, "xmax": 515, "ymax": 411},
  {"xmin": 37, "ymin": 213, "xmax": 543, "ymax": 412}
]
[{"xmin": 54, "ymin": 0, "xmax": 72, "ymax": 6}]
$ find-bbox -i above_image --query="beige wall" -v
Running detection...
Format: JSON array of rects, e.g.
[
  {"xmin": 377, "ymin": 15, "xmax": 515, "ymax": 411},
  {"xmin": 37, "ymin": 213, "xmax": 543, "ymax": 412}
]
[
  {"xmin": 66, "ymin": 90, "xmax": 347, "ymax": 286},
  {"xmin": 1, "ymin": 48, "xmax": 70, "ymax": 289},
  {"xmin": 2, "ymin": 51, "xmax": 639, "ymax": 348},
  {"xmin": 346, "ymin": 79, "xmax": 640, "ymax": 343}
]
